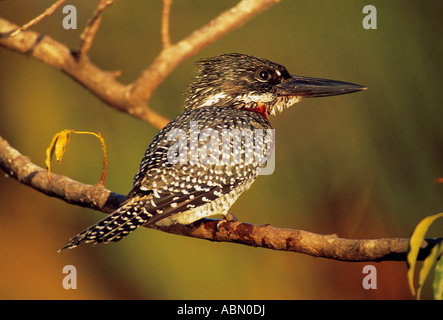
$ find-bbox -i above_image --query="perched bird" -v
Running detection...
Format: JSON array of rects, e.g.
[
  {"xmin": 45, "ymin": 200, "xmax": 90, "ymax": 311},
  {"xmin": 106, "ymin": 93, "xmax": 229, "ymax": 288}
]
[{"xmin": 60, "ymin": 53, "xmax": 366, "ymax": 250}]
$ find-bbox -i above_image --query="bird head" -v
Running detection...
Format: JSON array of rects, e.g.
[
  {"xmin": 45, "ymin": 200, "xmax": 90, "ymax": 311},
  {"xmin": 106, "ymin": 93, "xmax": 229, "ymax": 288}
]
[{"xmin": 184, "ymin": 53, "xmax": 366, "ymax": 116}]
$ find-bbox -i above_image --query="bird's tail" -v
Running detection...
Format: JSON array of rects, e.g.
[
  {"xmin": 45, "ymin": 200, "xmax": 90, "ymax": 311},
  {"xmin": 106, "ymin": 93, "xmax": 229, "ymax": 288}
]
[{"xmin": 59, "ymin": 197, "xmax": 153, "ymax": 251}]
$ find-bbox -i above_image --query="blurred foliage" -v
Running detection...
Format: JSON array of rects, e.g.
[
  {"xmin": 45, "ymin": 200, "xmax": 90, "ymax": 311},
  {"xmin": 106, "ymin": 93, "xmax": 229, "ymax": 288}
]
[
  {"xmin": 407, "ymin": 212, "xmax": 443, "ymax": 299},
  {"xmin": 0, "ymin": 0, "xmax": 442, "ymax": 299}
]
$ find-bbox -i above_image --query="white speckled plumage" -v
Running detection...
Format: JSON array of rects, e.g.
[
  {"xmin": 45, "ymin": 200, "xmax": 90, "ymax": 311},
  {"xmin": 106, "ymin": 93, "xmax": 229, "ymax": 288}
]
[{"xmin": 60, "ymin": 53, "xmax": 365, "ymax": 250}]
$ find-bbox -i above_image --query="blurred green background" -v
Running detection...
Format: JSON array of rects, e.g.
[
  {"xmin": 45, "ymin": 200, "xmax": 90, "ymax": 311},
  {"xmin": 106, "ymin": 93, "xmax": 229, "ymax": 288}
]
[{"xmin": 0, "ymin": 0, "xmax": 442, "ymax": 299}]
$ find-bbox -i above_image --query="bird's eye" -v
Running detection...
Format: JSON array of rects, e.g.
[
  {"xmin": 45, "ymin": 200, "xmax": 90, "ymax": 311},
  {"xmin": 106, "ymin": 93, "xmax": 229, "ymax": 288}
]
[{"xmin": 255, "ymin": 69, "xmax": 272, "ymax": 82}]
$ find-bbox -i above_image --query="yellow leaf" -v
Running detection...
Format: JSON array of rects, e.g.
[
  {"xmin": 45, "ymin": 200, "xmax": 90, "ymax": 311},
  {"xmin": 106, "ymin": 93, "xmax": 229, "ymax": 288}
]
[
  {"xmin": 407, "ymin": 212, "xmax": 443, "ymax": 298},
  {"xmin": 54, "ymin": 130, "xmax": 72, "ymax": 163},
  {"xmin": 45, "ymin": 129, "xmax": 74, "ymax": 181},
  {"xmin": 71, "ymin": 131, "xmax": 108, "ymax": 185},
  {"xmin": 45, "ymin": 129, "xmax": 108, "ymax": 185}
]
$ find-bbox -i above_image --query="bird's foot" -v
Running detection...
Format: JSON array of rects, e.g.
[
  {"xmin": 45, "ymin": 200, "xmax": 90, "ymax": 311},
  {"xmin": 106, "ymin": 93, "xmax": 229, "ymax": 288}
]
[{"xmin": 216, "ymin": 212, "xmax": 238, "ymax": 231}]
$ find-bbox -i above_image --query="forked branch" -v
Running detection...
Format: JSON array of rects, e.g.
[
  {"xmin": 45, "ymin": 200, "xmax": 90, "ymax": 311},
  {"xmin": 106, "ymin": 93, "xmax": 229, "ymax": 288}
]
[{"xmin": 0, "ymin": 0, "xmax": 279, "ymax": 129}]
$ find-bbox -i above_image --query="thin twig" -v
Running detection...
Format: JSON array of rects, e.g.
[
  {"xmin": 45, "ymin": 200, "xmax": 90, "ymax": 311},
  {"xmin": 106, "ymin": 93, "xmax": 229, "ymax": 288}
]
[
  {"xmin": 9, "ymin": 0, "xmax": 66, "ymax": 37},
  {"xmin": 76, "ymin": 0, "xmax": 116, "ymax": 60},
  {"xmin": 130, "ymin": 0, "xmax": 280, "ymax": 104},
  {"xmin": 161, "ymin": 0, "xmax": 173, "ymax": 49}
]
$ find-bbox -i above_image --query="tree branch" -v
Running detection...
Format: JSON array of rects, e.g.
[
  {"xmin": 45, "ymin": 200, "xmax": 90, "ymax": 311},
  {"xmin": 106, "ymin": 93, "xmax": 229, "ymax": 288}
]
[
  {"xmin": 151, "ymin": 220, "xmax": 441, "ymax": 262},
  {"xmin": 130, "ymin": 0, "xmax": 280, "ymax": 103},
  {"xmin": 1, "ymin": 134, "xmax": 440, "ymax": 261},
  {"xmin": 0, "ymin": 0, "xmax": 279, "ymax": 130},
  {"xmin": 0, "ymin": 17, "xmax": 170, "ymax": 129}
]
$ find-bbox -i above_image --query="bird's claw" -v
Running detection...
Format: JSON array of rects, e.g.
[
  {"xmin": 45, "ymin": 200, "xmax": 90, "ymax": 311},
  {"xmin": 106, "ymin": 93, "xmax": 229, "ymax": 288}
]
[{"xmin": 216, "ymin": 212, "xmax": 238, "ymax": 231}]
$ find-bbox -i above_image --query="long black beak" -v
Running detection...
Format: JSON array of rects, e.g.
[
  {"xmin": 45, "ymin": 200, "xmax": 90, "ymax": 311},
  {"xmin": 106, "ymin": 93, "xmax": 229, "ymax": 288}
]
[{"xmin": 276, "ymin": 75, "xmax": 367, "ymax": 98}]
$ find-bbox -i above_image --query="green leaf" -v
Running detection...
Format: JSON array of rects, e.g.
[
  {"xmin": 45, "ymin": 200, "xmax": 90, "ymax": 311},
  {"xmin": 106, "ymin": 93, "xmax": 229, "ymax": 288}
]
[
  {"xmin": 417, "ymin": 239, "xmax": 443, "ymax": 299},
  {"xmin": 407, "ymin": 212, "xmax": 443, "ymax": 298},
  {"xmin": 434, "ymin": 257, "xmax": 443, "ymax": 300}
]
